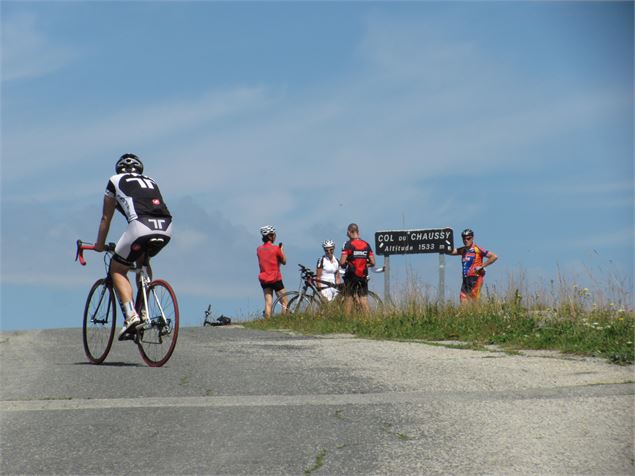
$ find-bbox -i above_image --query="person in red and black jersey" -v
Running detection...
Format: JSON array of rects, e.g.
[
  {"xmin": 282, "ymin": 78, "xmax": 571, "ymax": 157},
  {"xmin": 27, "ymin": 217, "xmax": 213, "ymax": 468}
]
[
  {"xmin": 257, "ymin": 225, "xmax": 288, "ymax": 319},
  {"xmin": 339, "ymin": 223, "xmax": 375, "ymax": 314}
]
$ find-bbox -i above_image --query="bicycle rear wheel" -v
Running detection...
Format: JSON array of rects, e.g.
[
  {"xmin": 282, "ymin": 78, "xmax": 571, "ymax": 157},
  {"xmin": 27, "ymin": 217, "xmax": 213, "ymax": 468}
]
[
  {"xmin": 271, "ymin": 291, "xmax": 298, "ymax": 316},
  {"xmin": 333, "ymin": 286, "xmax": 383, "ymax": 314},
  {"xmin": 82, "ymin": 278, "xmax": 117, "ymax": 364},
  {"xmin": 366, "ymin": 291, "xmax": 383, "ymax": 313},
  {"xmin": 136, "ymin": 279, "xmax": 179, "ymax": 367}
]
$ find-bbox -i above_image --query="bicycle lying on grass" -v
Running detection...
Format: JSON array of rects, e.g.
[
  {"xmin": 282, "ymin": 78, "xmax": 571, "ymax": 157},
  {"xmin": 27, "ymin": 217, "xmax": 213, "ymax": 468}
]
[
  {"xmin": 75, "ymin": 240, "xmax": 179, "ymax": 367},
  {"xmin": 271, "ymin": 264, "xmax": 383, "ymax": 315}
]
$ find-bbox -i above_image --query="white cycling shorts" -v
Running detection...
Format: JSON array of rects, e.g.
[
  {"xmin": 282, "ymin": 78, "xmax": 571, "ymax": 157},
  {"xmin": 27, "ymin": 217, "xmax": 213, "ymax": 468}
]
[
  {"xmin": 320, "ymin": 286, "xmax": 339, "ymax": 302},
  {"xmin": 114, "ymin": 216, "xmax": 173, "ymax": 266}
]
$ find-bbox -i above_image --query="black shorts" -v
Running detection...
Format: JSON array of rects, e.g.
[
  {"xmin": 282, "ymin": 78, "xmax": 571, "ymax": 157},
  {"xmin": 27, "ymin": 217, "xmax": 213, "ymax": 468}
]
[
  {"xmin": 343, "ymin": 275, "xmax": 368, "ymax": 297},
  {"xmin": 260, "ymin": 280, "xmax": 285, "ymax": 292},
  {"xmin": 461, "ymin": 276, "xmax": 479, "ymax": 294}
]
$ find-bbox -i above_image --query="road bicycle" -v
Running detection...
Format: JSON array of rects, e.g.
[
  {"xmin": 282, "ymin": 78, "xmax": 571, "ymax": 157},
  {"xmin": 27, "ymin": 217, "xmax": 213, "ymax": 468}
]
[
  {"xmin": 202, "ymin": 305, "xmax": 232, "ymax": 326},
  {"xmin": 75, "ymin": 240, "xmax": 179, "ymax": 367},
  {"xmin": 271, "ymin": 264, "xmax": 383, "ymax": 315}
]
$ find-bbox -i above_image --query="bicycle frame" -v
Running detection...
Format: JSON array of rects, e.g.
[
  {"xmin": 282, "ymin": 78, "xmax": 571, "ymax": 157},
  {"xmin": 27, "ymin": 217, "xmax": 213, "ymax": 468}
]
[
  {"xmin": 132, "ymin": 264, "xmax": 170, "ymax": 332},
  {"xmin": 295, "ymin": 265, "xmax": 327, "ymax": 303}
]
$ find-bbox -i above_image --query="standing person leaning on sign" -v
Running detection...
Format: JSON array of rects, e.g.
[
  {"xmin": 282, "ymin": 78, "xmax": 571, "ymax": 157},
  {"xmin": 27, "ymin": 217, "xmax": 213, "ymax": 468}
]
[
  {"xmin": 339, "ymin": 223, "xmax": 375, "ymax": 314},
  {"xmin": 447, "ymin": 228, "xmax": 498, "ymax": 303},
  {"xmin": 257, "ymin": 225, "xmax": 288, "ymax": 319}
]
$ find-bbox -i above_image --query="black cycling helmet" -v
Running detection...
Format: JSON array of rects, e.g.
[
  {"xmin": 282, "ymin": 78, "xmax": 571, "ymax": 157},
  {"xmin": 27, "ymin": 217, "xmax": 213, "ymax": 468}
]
[
  {"xmin": 116, "ymin": 153, "xmax": 144, "ymax": 174},
  {"xmin": 461, "ymin": 228, "xmax": 474, "ymax": 238}
]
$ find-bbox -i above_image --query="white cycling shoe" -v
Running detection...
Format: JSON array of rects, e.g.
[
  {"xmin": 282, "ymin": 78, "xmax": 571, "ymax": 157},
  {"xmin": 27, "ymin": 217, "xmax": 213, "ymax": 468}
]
[{"xmin": 118, "ymin": 314, "xmax": 141, "ymax": 340}]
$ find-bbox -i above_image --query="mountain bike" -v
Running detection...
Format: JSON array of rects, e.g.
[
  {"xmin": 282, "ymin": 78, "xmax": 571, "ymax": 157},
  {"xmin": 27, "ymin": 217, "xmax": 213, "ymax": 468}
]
[
  {"xmin": 271, "ymin": 264, "xmax": 383, "ymax": 315},
  {"xmin": 75, "ymin": 240, "xmax": 179, "ymax": 367}
]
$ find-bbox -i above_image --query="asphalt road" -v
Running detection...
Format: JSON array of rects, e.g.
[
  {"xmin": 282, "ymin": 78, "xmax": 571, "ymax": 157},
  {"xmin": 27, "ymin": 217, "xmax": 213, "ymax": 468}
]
[{"xmin": 1, "ymin": 326, "xmax": 633, "ymax": 475}]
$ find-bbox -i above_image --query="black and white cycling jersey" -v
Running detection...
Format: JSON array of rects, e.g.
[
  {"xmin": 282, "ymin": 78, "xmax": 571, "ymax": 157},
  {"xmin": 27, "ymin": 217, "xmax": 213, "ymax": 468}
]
[
  {"xmin": 105, "ymin": 173, "xmax": 171, "ymax": 223},
  {"xmin": 105, "ymin": 172, "xmax": 173, "ymax": 266}
]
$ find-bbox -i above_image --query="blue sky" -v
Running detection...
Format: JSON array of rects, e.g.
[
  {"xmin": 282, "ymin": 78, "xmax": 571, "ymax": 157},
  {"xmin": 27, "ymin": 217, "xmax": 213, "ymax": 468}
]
[{"xmin": 1, "ymin": 1, "xmax": 633, "ymax": 330}]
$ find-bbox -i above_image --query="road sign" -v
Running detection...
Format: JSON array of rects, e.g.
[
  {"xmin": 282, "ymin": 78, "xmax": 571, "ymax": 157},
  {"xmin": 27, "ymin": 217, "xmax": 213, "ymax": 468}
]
[{"xmin": 374, "ymin": 228, "xmax": 454, "ymax": 256}]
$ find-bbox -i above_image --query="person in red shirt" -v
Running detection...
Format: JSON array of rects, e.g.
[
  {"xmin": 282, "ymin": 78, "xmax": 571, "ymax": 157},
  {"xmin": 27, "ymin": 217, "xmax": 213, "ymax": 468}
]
[
  {"xmin": 257, "ymin": 225, "xmax": 288, "ymax": 319},
  {"xmin": 339, "ymin": 223, "xmax": 375, "ymax": 314},
  {"xmin": 447, "ymin": 228, "xmax": 498, "ymax": 303}
]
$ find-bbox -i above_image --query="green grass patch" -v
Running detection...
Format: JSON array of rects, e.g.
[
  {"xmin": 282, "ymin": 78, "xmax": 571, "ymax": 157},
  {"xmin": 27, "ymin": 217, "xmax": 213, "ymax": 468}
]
[
  {"xmin": 245, "ymin": 302, "xmax": 634, "ymax": 364},
  {"xmin": 304, "ymin": 449, "xmax": 327, "ymax": 475}
]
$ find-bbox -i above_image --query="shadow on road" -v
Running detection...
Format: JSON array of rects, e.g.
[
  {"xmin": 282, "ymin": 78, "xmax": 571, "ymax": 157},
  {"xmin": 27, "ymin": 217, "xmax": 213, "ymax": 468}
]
[{"xmin": 73, "ymin": 361, "xmax": 144, "ymax": 368}]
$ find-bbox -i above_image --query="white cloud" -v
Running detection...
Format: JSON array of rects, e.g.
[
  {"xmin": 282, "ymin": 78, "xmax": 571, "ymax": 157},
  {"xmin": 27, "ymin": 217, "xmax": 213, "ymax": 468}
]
[
  {"xmin": 1, "ymin": 12, "xmax": 78, "ymax": 81},
  {"xmin": 2, "ymin": 86, "xmax": 272, "ymax": 181}
]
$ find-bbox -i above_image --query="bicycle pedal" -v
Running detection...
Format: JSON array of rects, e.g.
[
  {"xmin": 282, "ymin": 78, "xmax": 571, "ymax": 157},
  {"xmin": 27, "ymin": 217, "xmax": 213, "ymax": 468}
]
[{"xmin": 118, "ymin": 332, "xmax": 136, "ymax": 342}]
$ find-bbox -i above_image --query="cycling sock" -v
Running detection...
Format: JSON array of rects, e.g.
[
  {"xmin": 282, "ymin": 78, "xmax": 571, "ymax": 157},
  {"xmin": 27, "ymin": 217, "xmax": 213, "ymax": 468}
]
[{"xmin": 123, "ymin": 301, "xmax": 138, "ymax": 320}]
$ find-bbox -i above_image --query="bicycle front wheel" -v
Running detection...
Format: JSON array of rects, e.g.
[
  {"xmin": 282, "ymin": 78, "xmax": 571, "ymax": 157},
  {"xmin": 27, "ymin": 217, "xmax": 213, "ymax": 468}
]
[
  {"xmin": 136, "ymin": 279, "xmax": 179, "ymax": 367},
  {"xmin": 288, "ymin": 294, "xmax": 321, "ymax": 314},
  {"xmin": 271, "ymin": 291, "xmax": 298, "ymax": 316},
  {"xmin": 82, "ymin": 278, "xmax": 117, "ymax": 364}
]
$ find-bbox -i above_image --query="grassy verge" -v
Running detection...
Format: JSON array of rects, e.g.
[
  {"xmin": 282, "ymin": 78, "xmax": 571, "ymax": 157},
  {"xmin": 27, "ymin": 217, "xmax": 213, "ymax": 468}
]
[{"xmin": 244, "ymin": 301, "xmax": 634, "ymax": 365}]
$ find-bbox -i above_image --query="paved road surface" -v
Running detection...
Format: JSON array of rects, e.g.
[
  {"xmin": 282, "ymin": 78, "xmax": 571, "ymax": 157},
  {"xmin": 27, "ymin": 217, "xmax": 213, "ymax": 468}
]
[{"xmin": 1, "ymin": 327, "xmax": 633, "ymax": 475}]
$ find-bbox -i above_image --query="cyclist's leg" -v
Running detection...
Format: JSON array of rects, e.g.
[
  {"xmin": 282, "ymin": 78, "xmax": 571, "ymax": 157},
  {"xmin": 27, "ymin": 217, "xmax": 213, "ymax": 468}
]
[
  {"xmin": 460, "ymin": 276, "xmax": 478, "ymax": 303},
  {"xmin": 342, "ymin": 279, "xmax": 354, "ymax": 315},
  {"xmin": 111, "ymin": 222, "xmax": 140, "ymax": 323},
  {"xmin": 275, "ymin": 286, "xmax": 289, "ymax": 312},
  {"xmin": 272, "ymin": 291, "xmax": 298, "ymax": 315},
  {"xmin": 262, "ymin": 287, "xmax": 274, "ymax": 318},
  {"xmin": 273, "ymin": 281, "xmax": 289, "ymax": 314},
  {"xmin": 358, "ymin": 295, "xmax": 370, "ymax": 314},
  {"xmin": 110, "ymin": 259, "xmax": 134, "ymax": 315},
  {"xmin": 355, "ymin": 278, "xmax": 371, "ymax": 314},
  {"xmin": 472, "ymin": 275, "xmax": 485, "ymax": 300}
]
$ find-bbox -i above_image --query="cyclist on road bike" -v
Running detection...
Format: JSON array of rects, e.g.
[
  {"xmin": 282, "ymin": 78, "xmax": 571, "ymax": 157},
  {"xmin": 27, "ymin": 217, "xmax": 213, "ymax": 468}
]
[
  {"xmin": 94, "ymin": 153, "xmax": 173, "ymax": 339},
  {"xmin": 447, "ymin": 228, "xmax": 498, "ymax": 303},
  {"xmin": 315, "ymin": 240, "xmax": 342, "ymax": 302},
  {"xmin": 257, "ymin": 225, "xmax": 288, "ymax": 319},
  {"xmin": 339, "ymin": 223, "xmax": 375, "ymax": 313}
]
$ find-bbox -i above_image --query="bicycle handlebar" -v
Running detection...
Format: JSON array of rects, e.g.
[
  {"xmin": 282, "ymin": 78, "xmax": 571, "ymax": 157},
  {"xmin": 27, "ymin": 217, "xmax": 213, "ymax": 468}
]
[
  {"xmin": 75, "ymin": 240, "xmax": 115, "ymax": 266},
  {"xmin": 298, "ymin": 264, "xmax": 316, "ymax": 277}
]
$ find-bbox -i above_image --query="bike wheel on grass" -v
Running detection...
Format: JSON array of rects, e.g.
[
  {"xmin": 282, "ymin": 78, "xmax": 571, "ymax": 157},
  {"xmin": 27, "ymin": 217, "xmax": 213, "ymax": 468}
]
[
  {"xmin": 333, "ymin": 287, "xmax": 383, "ymax": 314},
  {"xmin": 287, "ymin": 294, "xmax": 317, "ymax": 314},
  {"xmin": 366, "ymin": 291, "xmax": 383, "ymax": 313},
  {"xmin": 82, "ymin": 278, "xmax": 117, "ymax": 364},
  {"xmin": 271, "ymin": 291, "xmax": 298, "ymax": 316},
  {"xmin": 136, "ymin": 279, "xmax": 179, "ymax": 367}
]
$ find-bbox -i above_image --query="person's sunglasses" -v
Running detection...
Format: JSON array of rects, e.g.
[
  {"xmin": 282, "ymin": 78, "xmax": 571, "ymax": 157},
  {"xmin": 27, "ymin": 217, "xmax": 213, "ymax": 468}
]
[
  {"xmin": 462, "ymin": 235, "xmax": 473, "ymax": 240},
  {"xmin": 325, "ymin": 248, "xmax": 334, "ymax": 251}
]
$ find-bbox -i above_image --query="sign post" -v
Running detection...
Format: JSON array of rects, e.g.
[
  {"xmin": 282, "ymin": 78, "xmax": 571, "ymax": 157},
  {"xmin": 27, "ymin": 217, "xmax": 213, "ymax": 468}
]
[
  {"xmin": 374, "ymin": 228, "xmax": 454, "ymax": 302},
  {"xmin": 383, "ymin": 255, "xmax": 391, "ymax": 303},
  {"xmin": 438, "ymin": 253, "xmax": 445, "ymax": 303}
]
